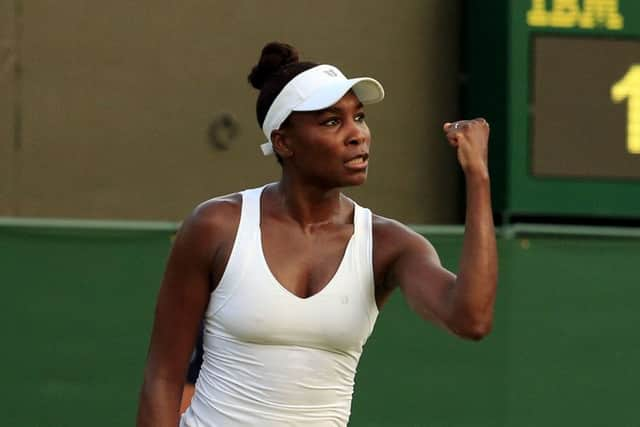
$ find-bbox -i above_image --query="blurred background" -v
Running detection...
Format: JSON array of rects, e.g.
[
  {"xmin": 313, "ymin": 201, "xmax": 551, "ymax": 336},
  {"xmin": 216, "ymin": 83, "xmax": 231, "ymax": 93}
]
[
  {"xmin": 1, "ymin": 1, "xmax": 639, "ymax": 426},
  {"xmin": 0, "ymin": 0, "xmax": 462, "ymax": 223}
]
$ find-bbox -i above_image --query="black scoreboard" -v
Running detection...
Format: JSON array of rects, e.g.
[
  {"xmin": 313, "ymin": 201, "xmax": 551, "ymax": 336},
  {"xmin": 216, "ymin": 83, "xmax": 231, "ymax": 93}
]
[{"xmin": 464, "ymin": 0, "xmax": 640, "ymax": 220}]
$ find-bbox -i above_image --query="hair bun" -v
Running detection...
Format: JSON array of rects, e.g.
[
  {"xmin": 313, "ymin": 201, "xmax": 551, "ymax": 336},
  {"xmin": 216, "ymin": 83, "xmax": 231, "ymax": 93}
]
[{"xmin": 248, "ymin": 42, "xmax": 300, "ymax": 90}]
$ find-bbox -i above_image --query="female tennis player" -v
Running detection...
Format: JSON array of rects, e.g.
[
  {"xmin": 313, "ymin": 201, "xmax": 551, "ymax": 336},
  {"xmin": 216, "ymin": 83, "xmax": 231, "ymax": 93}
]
[{"xmin": 137, "ymin": 42, "xmax": 497, "ymax": 427}]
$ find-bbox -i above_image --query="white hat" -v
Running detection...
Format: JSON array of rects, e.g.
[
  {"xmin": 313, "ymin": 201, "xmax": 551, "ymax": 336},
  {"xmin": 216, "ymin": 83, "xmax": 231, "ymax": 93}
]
[{"xmin": 260, "ymin": 64, "xmax": 385, "ymax": 156}]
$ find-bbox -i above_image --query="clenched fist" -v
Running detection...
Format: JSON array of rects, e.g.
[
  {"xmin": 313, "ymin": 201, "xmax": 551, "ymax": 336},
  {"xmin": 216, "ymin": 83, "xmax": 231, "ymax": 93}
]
[{"xmin": 443, "ymin": 118, "xmax": 490, "ymax": 178}]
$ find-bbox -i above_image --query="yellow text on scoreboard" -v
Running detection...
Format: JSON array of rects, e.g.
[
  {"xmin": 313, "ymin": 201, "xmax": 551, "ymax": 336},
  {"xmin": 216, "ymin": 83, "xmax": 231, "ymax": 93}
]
[
  {"xmin": 612, "ymin": 65, "xmax": 640, "ymax": 155},
  {"xmin": 527, "ymin": 0, "xmax": 624, "ymax": 30}
]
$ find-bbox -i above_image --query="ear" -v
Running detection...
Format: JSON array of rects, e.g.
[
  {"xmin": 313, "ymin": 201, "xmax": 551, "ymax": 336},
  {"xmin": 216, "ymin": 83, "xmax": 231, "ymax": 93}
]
[{"xmin": 271, "ymin": 129, "xmax": 294, "ymax": 159}]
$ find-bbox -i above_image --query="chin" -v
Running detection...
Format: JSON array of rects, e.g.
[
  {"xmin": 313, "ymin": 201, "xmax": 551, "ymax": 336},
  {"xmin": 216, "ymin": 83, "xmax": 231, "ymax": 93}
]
[
  {"xmin": 312, "ymin": 168, "xmax": 368, "ymax": 189},
  {"xmin": 341, "ymin": 171, "xmax": 368, "ymax": 187}
]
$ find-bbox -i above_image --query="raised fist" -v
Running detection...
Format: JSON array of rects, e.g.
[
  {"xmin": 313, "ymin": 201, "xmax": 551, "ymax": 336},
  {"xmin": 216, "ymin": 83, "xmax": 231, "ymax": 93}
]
[{"xmin": 443, "ymin": 118, "xmax": 490, "ymax": 177}]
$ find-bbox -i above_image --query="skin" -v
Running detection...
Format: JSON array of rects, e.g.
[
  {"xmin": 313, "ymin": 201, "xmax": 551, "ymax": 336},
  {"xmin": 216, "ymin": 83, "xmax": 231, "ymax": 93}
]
[
  {"xmin": 136, "ymin": 91, "xmax": 497, "ymax": 426},
  {"xmin": 179, "ymin": 384, "xmax": 195, "ymax": 414}
]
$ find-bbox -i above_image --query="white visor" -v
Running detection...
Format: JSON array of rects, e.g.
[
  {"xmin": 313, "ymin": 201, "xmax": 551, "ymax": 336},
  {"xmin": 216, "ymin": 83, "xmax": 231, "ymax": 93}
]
[{"xmin": 260, "ymin": 64, "xmax": 385, "ymax": 156}]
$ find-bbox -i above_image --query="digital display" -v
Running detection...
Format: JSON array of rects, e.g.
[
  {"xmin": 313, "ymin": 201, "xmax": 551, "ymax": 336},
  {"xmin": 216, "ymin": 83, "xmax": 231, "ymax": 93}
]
[
  {"xmin": 465, "ymin": 0, "xmax": 640, "ymax": 219},
  {"xmin": 531, "ymin": 36, "xmax": 640, "ymax": 178}
]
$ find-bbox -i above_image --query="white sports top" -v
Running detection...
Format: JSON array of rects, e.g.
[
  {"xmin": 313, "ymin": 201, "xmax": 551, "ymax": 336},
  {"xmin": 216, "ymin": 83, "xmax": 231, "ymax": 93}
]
[{"xmin": 180, "ymin": 185, "xmax": 379, "ymax": 426}]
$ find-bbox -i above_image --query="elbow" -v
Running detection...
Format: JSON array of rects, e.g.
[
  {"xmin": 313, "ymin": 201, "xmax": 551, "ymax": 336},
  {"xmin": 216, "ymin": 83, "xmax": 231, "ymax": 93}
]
[
  {"xmin": 447, "ymin": 294, "xmax": 496, "ymax": 341},
  {"xmin": 460, "ymin": 320, "xmax": 493, "ymax": 341},
  {"xmin": 450, "ymin": 315, "xmax": 493, "ymax": 341}
]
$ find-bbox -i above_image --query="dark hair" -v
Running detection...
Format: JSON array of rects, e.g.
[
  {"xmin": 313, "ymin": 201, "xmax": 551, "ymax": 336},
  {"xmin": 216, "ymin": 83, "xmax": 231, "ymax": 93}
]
[{"xmin": 248, "ymin": 42, "xmax": 317, "ymax": 128}]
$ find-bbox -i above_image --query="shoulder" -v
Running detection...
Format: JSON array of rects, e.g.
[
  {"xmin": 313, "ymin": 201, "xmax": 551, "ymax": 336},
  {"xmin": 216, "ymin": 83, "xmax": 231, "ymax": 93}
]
[
  {"xmin": 372, "ymin": 213, "xmax": 440, "ymax": 266},
  {"xmin": 190, "ymin": 192, "xmax": 243, "ymax": 230},
  {"xmin": 372, "ymin": 213, "xmax": 431, "ymax": 248},
  {"xmin": 174, "ymin": 192, "xmax": 243, "ymax": 257}
]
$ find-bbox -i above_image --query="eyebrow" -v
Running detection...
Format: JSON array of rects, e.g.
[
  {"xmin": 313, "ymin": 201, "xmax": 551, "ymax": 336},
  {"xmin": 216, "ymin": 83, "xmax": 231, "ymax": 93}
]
[{"xmin": 319, "ymin": 101, "xmax": 364, "ymax": 114}]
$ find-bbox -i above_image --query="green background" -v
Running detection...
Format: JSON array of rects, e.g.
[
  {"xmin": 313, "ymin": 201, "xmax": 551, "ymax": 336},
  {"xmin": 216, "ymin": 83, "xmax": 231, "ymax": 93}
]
[{"xmin": 2, "ymin": 220, "xmax": 638, "ymax": 426}]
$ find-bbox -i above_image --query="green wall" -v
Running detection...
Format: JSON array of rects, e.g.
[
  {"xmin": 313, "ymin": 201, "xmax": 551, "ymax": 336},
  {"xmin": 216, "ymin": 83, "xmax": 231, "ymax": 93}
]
[{"xmin": 2, "ymin": 220, "xmax": 639, "ymax": 426}]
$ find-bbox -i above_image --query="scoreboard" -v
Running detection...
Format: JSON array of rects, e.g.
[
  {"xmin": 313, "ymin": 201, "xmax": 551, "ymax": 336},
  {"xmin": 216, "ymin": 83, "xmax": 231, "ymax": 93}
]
[{"xmin": 464, "ymin": 0, "xmax": 640, "ymax": 220}]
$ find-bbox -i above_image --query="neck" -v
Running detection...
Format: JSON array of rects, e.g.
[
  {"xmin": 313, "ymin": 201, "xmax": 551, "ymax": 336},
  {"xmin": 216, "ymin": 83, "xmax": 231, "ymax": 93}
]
[{"xmin": 274, "ymin": 174, "xmax": 347, "ymax": 227}]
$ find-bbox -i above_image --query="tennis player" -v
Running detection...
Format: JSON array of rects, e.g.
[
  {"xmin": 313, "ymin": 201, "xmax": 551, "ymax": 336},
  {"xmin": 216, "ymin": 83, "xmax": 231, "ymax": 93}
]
[{"xmin": 137, "ymin": 42, "xmax": 497, "ymax": 427}]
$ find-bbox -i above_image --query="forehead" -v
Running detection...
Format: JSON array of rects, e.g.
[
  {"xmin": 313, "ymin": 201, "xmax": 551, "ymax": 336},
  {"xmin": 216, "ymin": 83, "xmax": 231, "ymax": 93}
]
[
  {"xmin": 322, "ymin": 90, "xmax": 362, "ymax": 111},
  {"xmin": 294, "ymin": 91, "xmax": 363, "ymax": 120}
]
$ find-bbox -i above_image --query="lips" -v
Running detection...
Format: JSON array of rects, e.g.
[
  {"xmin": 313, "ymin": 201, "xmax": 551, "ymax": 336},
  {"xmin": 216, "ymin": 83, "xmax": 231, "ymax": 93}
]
[{"xmin": 344, "ymin": 153, "xmax": 369, "ymax": 169}]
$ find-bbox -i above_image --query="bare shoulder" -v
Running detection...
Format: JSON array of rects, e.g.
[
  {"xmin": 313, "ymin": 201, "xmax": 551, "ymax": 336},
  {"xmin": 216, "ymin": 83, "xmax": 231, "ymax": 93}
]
[
  {"xmin": 370, "ymin": 213, "xmax": 441, "ymax": 297},
  {"xmin": 190, "ymin": 192, "xmax": 242, "ymax": 229},
  {"xmin": 372, "ymin": 213, "xmax": 440, "ymax": 263},
  {"xmin": 175, "ymin": 192, "xmax": 243, "ymax": 254},
  {"xmin": 372, "ymin": 214, "xmax": 433, "ymax": 249}
]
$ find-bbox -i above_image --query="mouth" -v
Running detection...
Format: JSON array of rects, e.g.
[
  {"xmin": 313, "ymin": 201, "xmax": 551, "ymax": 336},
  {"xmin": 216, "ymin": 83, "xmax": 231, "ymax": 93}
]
[{"xmin": 344, "ymin": 153, "xmax": 369, "ymax": 170}]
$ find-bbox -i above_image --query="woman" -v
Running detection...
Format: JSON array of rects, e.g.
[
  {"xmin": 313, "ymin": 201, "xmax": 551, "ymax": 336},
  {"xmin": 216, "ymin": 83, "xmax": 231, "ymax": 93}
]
[{"xmin": 137, "ymin": 42, "xmax": 497, "ymax": 427}]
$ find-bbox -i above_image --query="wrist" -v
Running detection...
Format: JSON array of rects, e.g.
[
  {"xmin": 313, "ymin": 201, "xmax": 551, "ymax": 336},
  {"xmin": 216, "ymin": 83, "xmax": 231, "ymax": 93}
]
[{"xmin": 463, "ymin": 166, "xmax": 490, "ymax": 184}]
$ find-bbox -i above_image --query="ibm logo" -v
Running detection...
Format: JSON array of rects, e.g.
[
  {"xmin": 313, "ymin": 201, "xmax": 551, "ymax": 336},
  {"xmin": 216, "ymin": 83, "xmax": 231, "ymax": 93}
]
[{"xmin": 324, "ymin": 69, "xmax": 338, "ymax": 77}]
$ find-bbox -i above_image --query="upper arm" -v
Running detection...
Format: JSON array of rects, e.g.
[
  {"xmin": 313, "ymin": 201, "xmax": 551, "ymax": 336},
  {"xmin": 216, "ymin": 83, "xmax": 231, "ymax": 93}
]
[{"xmin": 375, "ymin": 217, "xmax": 457, "ymax": 329}]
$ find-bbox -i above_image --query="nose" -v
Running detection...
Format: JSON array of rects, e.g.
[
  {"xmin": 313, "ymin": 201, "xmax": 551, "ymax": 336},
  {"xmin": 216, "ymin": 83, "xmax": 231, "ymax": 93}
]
[{"xmin": 345, "ymin": 119, "xmax": 368, "ymax": 146}]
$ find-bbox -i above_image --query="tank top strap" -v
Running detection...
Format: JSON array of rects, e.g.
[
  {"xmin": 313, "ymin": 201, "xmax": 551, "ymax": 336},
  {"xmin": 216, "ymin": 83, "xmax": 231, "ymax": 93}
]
[
  {"xmin": 352, "ymin": 202, "xmax": 372, "ymax": 265},
  {"xmin": 238, "ymin": 184, "xmax": 267, "ymax": 232},
  {"xmin": 207, "ymin": 185, "xmax": 266, "ymax": 316},
  {"xmin": 351, "ymin": 201, "xmax": 378, "ymax": 325}
]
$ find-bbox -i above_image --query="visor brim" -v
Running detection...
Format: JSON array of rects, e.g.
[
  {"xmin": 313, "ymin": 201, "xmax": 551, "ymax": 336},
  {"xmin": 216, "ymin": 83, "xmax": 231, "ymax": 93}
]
[{"xmin": 293, "ymin": 77, "xmax": 384, "ymax": 112}]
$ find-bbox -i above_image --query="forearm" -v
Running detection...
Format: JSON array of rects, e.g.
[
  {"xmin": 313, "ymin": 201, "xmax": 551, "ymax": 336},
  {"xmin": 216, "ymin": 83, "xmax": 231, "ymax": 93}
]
[
  {"xmin": 450, "ymin": 171, "xmax": 498, "ymax": 338},
  {"xmin": 137, "ymin": 375, "xmax": 183, "ymax": 427}
]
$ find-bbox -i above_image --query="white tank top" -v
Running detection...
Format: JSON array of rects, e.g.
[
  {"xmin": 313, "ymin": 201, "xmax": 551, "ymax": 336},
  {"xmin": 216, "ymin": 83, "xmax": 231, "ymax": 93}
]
[{"xmin": 180, "ymin": 185, "xmax": 379, "ymax": 427}]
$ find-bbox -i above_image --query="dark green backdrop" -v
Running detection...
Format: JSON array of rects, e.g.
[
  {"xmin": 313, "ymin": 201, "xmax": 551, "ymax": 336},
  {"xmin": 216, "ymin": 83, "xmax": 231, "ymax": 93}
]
[{"xmin": 2, "ymin": 221, "xmax": 638, "ymax": 426}]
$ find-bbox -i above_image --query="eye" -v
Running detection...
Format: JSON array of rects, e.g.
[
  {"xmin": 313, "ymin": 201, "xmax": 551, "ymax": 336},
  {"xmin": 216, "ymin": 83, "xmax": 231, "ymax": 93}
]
[
  {"xmin": 355, "ymin": 112, "xmax": 366, "ymax": 122},
  {"xmin": 322, "ymin": 118, "xmax": 340, "ymax": 126}
]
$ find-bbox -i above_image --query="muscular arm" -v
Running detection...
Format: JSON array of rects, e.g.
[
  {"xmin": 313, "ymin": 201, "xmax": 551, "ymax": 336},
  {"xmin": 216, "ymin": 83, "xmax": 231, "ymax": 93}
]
[
  {"xmin": 136, "ymin": 198, "xmax": 239, "ymax": 426},
  {"xmin": 381, "ymin": 119, "xmax": 497, "ymax": 340}
]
